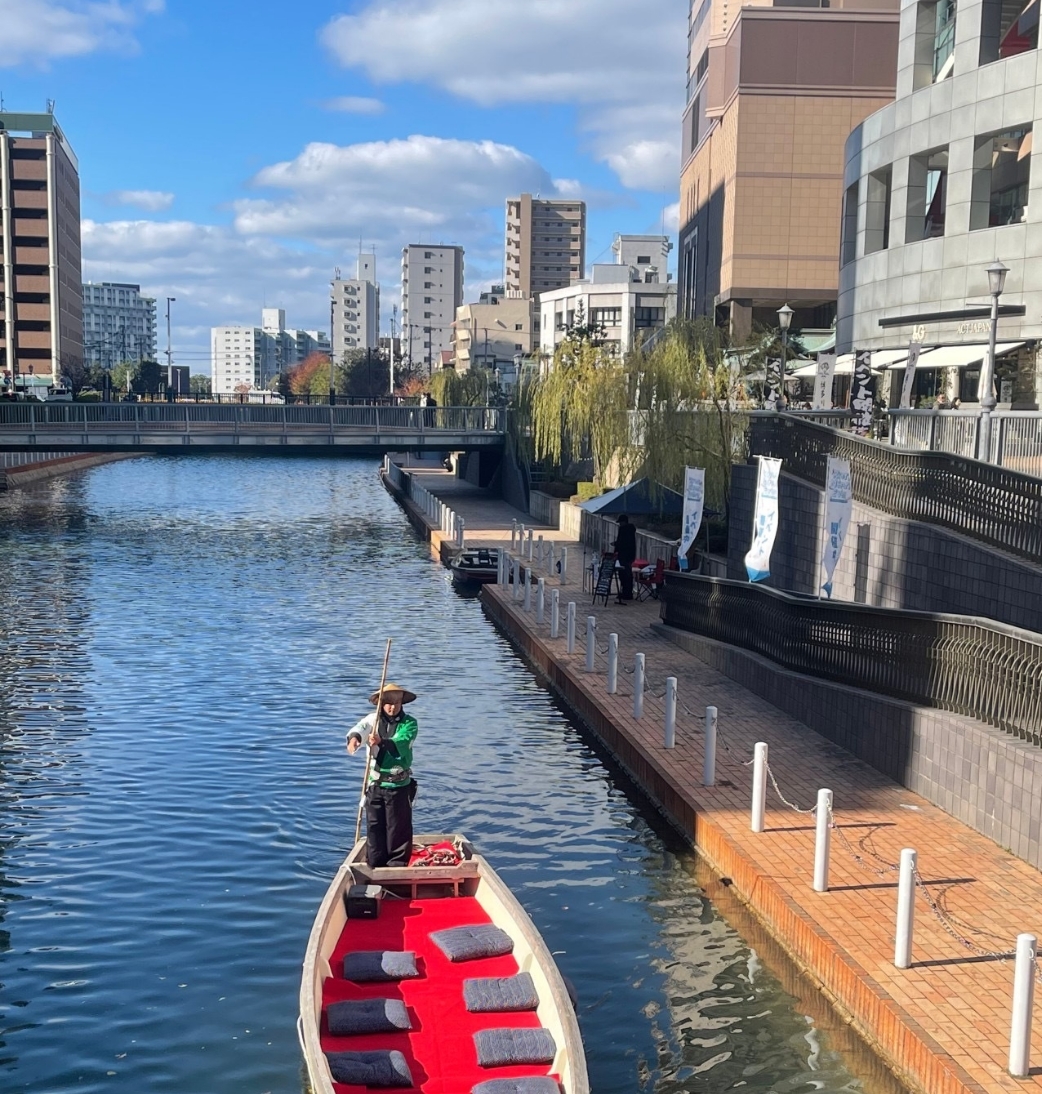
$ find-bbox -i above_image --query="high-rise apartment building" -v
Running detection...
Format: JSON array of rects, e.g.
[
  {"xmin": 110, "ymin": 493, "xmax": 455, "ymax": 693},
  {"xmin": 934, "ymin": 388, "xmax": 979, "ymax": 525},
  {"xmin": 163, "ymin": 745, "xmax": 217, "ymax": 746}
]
[
  {"xmin": 210, "ymin": 309, "xmax": 329, "ymax": 395},
  {"xmin": 505, "ymin": 194, "xmax": 586, "ymax": 298},
  {"xmin": 400, "ymin": 244, "xmax": 464, "ymax": 371},
  {"xmin": 677, "ymin": 0, "xmax": 899, "ymax": 343},
  {"xmin": 332, "ymin": 254, "xmax": 380, "ymax": 361},
  {"xmin": 82, "ymin": 282, "xmax": 157, "ymax": 368},
  {"xmin": 0, "ymin": 111, "xmax": 82, "ymax": 387}
]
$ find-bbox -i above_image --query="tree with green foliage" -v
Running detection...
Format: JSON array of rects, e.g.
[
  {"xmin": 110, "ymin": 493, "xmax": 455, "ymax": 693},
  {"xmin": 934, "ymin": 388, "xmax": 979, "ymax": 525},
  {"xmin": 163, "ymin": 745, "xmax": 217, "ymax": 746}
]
[
  {"xmin": 190, "ymin": 374, "xmax": 212, "ymax": 395},
  {"xmin": 428, "ymin": 366, "xmax": 491, "ymax": 407}
]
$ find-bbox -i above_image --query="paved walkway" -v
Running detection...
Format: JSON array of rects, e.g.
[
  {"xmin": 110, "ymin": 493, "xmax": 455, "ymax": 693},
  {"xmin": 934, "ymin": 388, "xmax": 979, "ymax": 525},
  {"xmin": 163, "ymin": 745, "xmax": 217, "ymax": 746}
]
[{"xmin": 389, "ymin": 471, "xmax": 1042, "ymax": 1094}]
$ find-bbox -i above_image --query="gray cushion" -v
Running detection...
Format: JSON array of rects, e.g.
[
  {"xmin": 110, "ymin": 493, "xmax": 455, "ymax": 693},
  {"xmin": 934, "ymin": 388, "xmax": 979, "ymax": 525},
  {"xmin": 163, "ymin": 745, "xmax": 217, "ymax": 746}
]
[
  {"xmin": 343, "ymin": 950, "xmax": 419, "ymax": 982},
  {"xmin": 474, "ymin": 1027, "xmax": 556, "ymax": 1067},
  {"xmin": 327, "ymin": 998, "xmax": 412, "ymax": 1035},
  {"xmin": 463, "ymin": 972, "xmax": 538, "ymax": 1013},
  {"xmin": 430, "ymin": 924, "xmax": 513, "ymax": 962},
  {"xmin": 472, "ymin": 1081, "xmax": 562, "ymax": 1094},
  {"xmin": 325, "ymin": 1049, "xmax": 413, "ymax": 1087}
]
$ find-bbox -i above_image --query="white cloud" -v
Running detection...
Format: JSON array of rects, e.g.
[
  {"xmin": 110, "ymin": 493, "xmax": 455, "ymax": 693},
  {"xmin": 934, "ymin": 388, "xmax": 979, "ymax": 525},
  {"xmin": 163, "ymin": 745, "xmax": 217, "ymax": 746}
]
[
  {"xmin": 320, "ymin": 0, "xmax": 686, "ymax": 191},
  {"xmin": 0, "ymin": 0, "xmax": 163, "ymax": 67},
  {"xmin": 103, "ymin": 189, "xmax": 175, "ymax": 211},
  {"xmin": 662, "ymin": 201, "xmax": 680, "ymax": 233},
  {"xmin": 322, "ymin": 96, "xmax": 386, "ymax": 115}
]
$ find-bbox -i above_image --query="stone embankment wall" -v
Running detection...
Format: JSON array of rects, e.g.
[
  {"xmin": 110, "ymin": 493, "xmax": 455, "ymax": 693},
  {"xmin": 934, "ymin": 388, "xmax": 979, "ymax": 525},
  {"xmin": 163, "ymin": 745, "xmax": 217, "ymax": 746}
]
[
  {"xmin": 2, "ymin": 452, "xmax": 141, "ymax": 489},
  {"xmin": 728, "ymin": 462, "xmax": 1042, "ymax": 631}
]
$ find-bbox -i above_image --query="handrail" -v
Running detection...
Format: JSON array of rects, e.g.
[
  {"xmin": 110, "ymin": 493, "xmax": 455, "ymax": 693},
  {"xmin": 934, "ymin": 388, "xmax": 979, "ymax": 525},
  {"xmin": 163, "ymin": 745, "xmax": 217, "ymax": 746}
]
[
  {"xmin": 659, "ymin": 571, "xmax": 1042, "ymax": 747},
  {"xmin": 749, "ymin": 412, "xmax": 1042, "ymax": 565}
]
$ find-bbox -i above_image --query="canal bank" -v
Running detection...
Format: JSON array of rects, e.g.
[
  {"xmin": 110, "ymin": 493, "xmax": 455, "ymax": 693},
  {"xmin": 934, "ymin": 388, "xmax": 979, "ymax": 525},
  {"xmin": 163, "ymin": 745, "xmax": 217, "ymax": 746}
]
[
  {"xmin": 2, "ymin": 451, "xmax": 141, "ymax": 489},
  {"xmin": 381, "ymin": 464, "xmax": 1042, "ymax": 1094}
]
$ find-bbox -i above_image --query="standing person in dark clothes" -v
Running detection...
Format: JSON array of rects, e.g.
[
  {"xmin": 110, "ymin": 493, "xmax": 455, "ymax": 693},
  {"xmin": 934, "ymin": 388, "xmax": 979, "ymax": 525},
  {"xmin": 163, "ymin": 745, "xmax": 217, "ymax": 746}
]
[
  {"xmin": 346, "ymin": 683, "xmax": 419, "ymax": 867},
  {"xmin": 614, "ymin": 514, "xmax": 637, "ymax": 603}
]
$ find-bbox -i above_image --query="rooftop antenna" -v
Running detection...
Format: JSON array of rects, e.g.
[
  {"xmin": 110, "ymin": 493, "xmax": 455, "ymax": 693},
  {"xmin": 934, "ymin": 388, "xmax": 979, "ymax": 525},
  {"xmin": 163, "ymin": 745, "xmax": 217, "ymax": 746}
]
[
  {"xmin": 0, "ymin": 92, "xmax": 5, "ymax": 112},
  {"xmin": 46, "ymin": 98, "xmax": 55, "ymax": 114}
]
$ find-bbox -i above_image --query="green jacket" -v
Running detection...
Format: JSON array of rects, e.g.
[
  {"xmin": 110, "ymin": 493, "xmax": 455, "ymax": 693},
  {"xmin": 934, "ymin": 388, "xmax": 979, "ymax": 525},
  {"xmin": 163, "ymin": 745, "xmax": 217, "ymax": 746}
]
[{"xmin": 347, "ymin": 711, "xmax": 418, "ymax": 788}]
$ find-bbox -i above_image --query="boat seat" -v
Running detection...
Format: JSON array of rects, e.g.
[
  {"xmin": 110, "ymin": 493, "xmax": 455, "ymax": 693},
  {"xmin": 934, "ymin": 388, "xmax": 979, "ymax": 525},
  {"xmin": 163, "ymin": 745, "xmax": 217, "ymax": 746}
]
[
  {"xmin": 325, "ymin": 1048, "xmax": 413, "ymax": 1087},
  {"xmin": 472, "ymin": 1080, "xmax": 562, "ymax": 1094},
  {"xmin": 327, "ymin": 998, "xmax": 412, "ymax": 1035},
  {"xmin": 430, "ymin": 924, "xmax": 513, "ymax": 962},
  {"xmin": 464, "ymin": 972, "xmax": 538, "ymax": 1013},
  {"xmin": 343, "ymin": 950, "xmax": 419, "ymax": 982},
  {"xmin": 474, "ymin": 1027, "xmax": 556, "ymax": 1067}
]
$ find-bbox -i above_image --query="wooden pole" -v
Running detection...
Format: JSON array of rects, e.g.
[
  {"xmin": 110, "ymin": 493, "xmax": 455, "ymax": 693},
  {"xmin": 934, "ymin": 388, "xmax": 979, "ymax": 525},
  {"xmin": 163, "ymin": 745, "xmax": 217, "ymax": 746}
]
[{"xmin": 354, "ymin": 639, "xmax": 392, "ymax": 846}]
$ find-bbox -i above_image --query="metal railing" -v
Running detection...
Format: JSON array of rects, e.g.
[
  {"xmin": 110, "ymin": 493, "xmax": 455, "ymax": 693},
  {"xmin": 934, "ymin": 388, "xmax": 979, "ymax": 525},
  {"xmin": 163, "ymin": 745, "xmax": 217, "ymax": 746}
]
[
  {"xmin": 890, "ymin": 408, "xmax": 1042, "ymax": 477},
  {"xmin": 750, "ymin": 412, "xmax": 1042, "ymax": 565},
  {"xmin": 0, "ymin": 402, "xmax": 506, "ymax": 434},
  {"xmin": 660, "ymin": 571, "xmax": 1042, "ymax": 747}
]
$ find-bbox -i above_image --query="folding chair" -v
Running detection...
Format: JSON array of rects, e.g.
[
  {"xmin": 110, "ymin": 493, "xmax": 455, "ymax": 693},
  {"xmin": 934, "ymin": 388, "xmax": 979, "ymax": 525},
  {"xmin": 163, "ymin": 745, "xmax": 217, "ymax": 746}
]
[{"xmin": 635, "ymin": 559, "xmax": 665, "ymax": 601}]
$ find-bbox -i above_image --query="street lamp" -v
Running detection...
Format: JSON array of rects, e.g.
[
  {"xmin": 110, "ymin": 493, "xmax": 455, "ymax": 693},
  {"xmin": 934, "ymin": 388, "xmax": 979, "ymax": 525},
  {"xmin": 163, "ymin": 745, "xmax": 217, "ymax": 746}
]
[
  {"xmin": 166, "ymin": 297, "xmax": 176, "ymax": 399},
  {"xmin": 776, "ymin": 303, "xmax": 794, "ymax": 410},
  {"xmin": 978, "ymin": 260, "xmax": 1008, "ymax": 461}
]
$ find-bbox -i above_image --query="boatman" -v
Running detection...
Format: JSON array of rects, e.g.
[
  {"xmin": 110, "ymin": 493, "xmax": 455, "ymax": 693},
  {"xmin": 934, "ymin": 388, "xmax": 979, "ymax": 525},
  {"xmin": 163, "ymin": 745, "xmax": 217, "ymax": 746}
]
[{"xmin": 346, "ymin": 683, "xmax": 419, "ymax": 868}]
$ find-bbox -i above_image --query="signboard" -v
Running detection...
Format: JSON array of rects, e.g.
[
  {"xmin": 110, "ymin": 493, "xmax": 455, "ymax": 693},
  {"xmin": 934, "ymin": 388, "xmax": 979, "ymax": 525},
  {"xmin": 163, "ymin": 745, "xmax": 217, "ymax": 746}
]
[
  {"xmin": 820, "ymin": 456, "xmax": 853, "ymax": 599},
  {"xmin": 850, "ymin": 350, "xmax": 875, "ymax": 434},
  {"xmin": 899, "ymin": 342, "xmax": 921, "ymax": 409},
  {"xmin": 812, "ymin": 353, "xmax": 837, "ymax": 410},
  {"xmin": 678, "ymin": 467, "xmax": 706, "ymax": 564},
  {"xmin": 744, "ymin": 456, "xmax": 782, "ymax": 583}
]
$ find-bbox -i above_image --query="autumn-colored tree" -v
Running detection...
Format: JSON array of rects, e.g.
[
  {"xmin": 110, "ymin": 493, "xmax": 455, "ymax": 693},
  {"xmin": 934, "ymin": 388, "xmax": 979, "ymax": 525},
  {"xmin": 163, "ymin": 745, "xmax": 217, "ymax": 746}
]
[{"xmin": 286, "ymin": 352, "xmax": 331, "ymax": 395}]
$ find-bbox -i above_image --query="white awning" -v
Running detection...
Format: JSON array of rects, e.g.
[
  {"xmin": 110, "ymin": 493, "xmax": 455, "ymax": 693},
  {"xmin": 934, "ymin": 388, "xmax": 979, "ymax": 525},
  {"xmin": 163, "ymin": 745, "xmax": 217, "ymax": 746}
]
[
  {"xmin": 789, "ymin": 354, "xmax": 886, "ymax": 377},
  {"xmin": 884, "ymin": 342, "xmax": 1026, "ymax": 369}
]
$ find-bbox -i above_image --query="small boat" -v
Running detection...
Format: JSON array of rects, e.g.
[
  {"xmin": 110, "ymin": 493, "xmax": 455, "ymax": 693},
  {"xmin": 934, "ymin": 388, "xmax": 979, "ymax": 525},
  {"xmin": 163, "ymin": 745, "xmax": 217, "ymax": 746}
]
[
  {"xmin": 450, "ymin": 547, "xmax": 501, "ymax": 586},
  {"xmin": 299, "ymin": 833, "xmax": 588, "ymax": 1094}
]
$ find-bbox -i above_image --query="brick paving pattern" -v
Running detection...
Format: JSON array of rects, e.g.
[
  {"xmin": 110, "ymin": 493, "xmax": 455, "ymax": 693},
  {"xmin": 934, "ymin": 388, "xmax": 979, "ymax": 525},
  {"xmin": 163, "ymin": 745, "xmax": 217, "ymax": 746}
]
[{"xmin": 388, "ymin": 471, "xmax": 1042, "ymax": 1094}]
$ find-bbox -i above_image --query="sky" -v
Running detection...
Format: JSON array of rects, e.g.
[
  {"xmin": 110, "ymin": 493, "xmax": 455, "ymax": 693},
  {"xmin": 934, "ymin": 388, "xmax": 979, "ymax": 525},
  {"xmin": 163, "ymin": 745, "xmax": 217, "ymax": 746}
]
[{"xmin": 1, "ymin": 0, "xmax": 687, "ymax": 373}]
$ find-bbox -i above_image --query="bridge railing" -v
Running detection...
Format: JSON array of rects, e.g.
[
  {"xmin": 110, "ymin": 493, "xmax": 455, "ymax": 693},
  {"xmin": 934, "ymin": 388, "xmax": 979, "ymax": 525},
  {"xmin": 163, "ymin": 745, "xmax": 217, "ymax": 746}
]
[
  {"xmin": 0, "ymin": 403, "xmax": 506, "ymax": 433},
  {"xmin": 660, "ymin": 571, "xmax": 1042, "ymax": 747},
  {"xmin": 749, "ymin": 411, "xmax": 1042, "ymax": 566}
]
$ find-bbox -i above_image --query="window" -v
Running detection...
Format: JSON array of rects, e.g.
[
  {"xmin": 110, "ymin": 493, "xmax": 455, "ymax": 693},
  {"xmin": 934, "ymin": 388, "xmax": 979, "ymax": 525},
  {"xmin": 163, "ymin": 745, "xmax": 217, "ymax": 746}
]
[
  {"xmin": 591, "ymin": 307, "xmax": 622, "ymax": 326},
  {"xmin": 971, "ymin": 127, "xmax": 1032, "ymax": 228},
  {"xmin": 637, "ymin": 255, "xmax": 652, "ymax": 264},
  {"xmin": 634, "ymin": 307, "xmax": 666, "ymax": 327},
  {"xmin": 865, "ymin": 166, "xmax": 892, "ymax": 253},
  {"xmin": 424, "ymin": 251, "xmax": 432, "ymax": 258},
  {"xmin": 913, "ymin": 0, "xmax": 956, "ymax": 87},
  {"xmin": 514, "ymin": 343, "xmax": 523, "ymax": 351},
  {"xmin": 841, "ymin": 182, "xmax": 859, "ymax": 264},
  {"xmin": 515, "ymin": 323, "xmax": 524, "ymax": 330},
  {"xmin": 424, "ymin": 267, "xmax": 433, "ymax": 273},
  {"xmin": 980, "ymin": 0, "xmax": 1038, "ymax": 62},
  {"xmin": 906, "ymin": 146, "xmax": 949, "ymax": 240}
]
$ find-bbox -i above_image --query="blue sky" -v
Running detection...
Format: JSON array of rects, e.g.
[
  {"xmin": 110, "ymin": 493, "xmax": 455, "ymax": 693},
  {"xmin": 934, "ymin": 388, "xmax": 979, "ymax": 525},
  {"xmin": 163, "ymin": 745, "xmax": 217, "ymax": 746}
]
[{"xmin": 2, "ymin": 0, "xmax": 686, "ymax": 371}]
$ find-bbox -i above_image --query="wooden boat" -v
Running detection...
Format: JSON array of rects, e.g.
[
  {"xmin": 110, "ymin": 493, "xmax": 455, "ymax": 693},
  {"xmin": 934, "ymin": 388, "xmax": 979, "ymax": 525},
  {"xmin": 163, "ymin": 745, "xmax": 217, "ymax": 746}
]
[
  {"xmin": 299, "ymin": 833, "xmax": 588, "ymax": 1094},
  {"xmin": 450, "ymin": 548, "xmax": 501, "ymax": 587}
]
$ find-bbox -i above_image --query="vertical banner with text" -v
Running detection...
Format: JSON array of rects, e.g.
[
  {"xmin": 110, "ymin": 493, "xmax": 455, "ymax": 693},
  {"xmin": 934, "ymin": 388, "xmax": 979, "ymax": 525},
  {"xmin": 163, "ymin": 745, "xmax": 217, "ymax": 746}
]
[
  {"xmin": 899, "ymin": 342, "xmax": 921, "ymax": 409},
  {"xmin": 820, "ymin": 456, "xmax": 853, "ymax": 598},
  {"xmin": 678, "ymin": 466, "xmax": 706, "ymax": 567},
  {"xmin": 850, "ymin": 350, "xmax": 876, "ymax": 434},
  {"xmin": 744, "ymin": 456, "xmax": 782, "ymax": 583},
  {"xmin": 813, "ymin": 353, "xmax": 837, "ymax": 410}
]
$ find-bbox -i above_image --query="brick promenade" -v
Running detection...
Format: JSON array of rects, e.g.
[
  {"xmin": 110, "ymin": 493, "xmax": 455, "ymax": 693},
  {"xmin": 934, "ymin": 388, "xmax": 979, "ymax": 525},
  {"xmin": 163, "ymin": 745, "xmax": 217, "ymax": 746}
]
[{"xmin": 385, "ymin": 471, "xmax": 1042, "ymax": 1094}]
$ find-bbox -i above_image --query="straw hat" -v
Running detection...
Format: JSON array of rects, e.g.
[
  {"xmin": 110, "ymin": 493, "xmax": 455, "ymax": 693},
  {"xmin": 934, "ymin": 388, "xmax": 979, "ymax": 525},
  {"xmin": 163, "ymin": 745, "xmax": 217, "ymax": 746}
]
[{"xmin": 369, "ymin": 682, "xmax": 417, "ymax": 705}]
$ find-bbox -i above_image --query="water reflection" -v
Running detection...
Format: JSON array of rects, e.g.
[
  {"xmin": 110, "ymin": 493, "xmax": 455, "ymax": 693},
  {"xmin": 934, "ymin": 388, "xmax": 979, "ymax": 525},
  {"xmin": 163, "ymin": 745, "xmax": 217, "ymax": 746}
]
[{"xmin": 0, "ymin": 457, "xmax": 905, "ymax": 1094}]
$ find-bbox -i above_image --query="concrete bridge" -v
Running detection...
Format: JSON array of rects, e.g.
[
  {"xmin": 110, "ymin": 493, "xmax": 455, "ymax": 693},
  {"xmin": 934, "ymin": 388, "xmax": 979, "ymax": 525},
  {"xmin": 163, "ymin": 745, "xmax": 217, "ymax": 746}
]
[{"xmin": 0, "ymin": 402, "xmax": 507, "ymax": 455}]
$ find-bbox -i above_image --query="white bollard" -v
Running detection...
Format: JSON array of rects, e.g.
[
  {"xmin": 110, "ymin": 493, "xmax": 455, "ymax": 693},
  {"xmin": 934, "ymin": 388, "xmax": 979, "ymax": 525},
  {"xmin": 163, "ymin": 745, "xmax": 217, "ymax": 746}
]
[
  {"xmin": 511, "ymin": 519, "xmax": 518, "ymax": 549},
  {"xmin": 751, "ymin": 742, "xmax": 768, "ymax": 832},
  {"xmin": 664, "ymin": 677, "xmax": 677, "ymax": 748},
  {"xmin": 566, "ymin": 602, "xmax": 576, "ymax": 653},
  {"xmin": 524, "ymin": 567, "xmax": 532, "ymax": 612},
  {"xmin": 585, "ymin": 616, "xmax": 596, "ymax": 673},
  {"xmin": 550, "ymin": 589, "xmax": 560, "ymax": 639},
  {"xmin": 497, "ymin": 550, "xmax": 505, "ymax": 585},
  {"xmin": 526, "ymin": 528, "xmax": 534, "ymax": 561},
  {"xmin": 607, "ymin": 633, "xmax": 618, "ymax": 694},
  {"xmin": 536, "ymin": 535, "xmax": 543, "ymax": 565},
  {"xmin": 560, "ymin": 546, "xmax": 568, "ymax": 585},
  {"xmin": 633, "ymin": 653, "xmax": 645, "ymax": 719},
  {"xmin": 703, "ymin": 706, "xmax": 718, "ymax": 786},
  {"xmin": 894, "ymin": 848, "xmax": 917, "ymax": 969},
  {"xmin": 537, "ymin": 578, "xmax": 545, "ymax": 624},
  {"xmin": 458, "ymin": 516, "xmax": 465, "ymax": 548},
  {"xmin": 1009, "ymin": 932, "xmax": 1037, "ymax": 1077},
  {"xmin": 813, "ymin": 789, "xmax": 833, "ymax": 892},
  {"xmin": 547, "ymin": 542, "xmax": 555, "ymax": 575},
  {"xmin": 512, "ymin": 558, "xmax": 522, "ymax": 603}
]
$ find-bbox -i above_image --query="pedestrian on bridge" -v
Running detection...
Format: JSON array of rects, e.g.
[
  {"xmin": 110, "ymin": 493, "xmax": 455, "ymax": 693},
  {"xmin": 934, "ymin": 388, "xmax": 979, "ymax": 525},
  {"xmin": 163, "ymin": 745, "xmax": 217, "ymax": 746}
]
[{"xmin": 346, "ymin": 683, "xmax": 419, "ymax": 868}]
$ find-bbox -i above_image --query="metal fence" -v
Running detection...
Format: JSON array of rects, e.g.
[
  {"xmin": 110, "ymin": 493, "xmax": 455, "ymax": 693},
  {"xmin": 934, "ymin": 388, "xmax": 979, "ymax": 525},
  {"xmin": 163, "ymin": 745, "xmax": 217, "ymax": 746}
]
[
  {"xmin": 889, "ymin": 408, "xmax": 1042, "ymax": 477},
  {"xmin": 660, "ymin": 572, "xmax": 1042, "ymax": 747},
  {"xmin": 749, "ymin": 412, "xmax": 1042, "ymax": 565}
]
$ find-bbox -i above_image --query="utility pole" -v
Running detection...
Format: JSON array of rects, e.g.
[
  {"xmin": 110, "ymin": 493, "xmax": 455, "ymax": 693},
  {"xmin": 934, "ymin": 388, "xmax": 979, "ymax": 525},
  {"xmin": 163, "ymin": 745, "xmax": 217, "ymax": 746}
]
[
  {"xmin": 165, "ymin": 297, "xmax": 176, "ymax": 399},
  {"xmin": 389, "ymin": 305, "xmax": 397, "ymax": 397}
]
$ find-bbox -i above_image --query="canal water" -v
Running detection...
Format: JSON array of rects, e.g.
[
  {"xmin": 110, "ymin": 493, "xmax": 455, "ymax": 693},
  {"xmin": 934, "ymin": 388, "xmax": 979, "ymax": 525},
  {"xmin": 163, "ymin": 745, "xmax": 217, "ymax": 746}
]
[{"xmin": 0, "ymin": 456, "xmax": 904, "ymax": 1094}]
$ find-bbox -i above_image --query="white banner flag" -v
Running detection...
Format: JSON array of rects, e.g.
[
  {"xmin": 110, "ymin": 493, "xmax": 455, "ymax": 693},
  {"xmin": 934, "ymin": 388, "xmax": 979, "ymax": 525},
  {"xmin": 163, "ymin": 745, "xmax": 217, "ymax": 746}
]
[
  {"xmin": 744, "ymin": 456, "xmax": 782, "ymax": 583},
  {"xmin": 678, "ymin": 467, "xmax": 706, "ymax": 565},
  {"xmin": 820, "ymin": 456, "xmax": 853, "ymax": 598},
  {"xmin": 899, "ymin": 342, "xmax": 921, "ymax": 409},
  {"xmin": 812, "ymin": 353, "xmax": 837, "ymax": 410}
]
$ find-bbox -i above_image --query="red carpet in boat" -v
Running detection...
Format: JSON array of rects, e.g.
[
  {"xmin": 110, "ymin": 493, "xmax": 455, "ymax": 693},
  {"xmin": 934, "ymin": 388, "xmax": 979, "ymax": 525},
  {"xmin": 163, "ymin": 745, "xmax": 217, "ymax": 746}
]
[{"xmin": 321, "ymin": 894, "xmax": 560, "ymax": 1094}]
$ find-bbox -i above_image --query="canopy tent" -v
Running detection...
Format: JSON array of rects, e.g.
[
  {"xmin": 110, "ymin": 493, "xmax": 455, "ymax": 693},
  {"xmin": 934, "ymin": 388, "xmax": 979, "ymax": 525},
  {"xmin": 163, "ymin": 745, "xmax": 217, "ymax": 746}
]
[
  {"xmin": 882, "ymin": 342, "xmax": 1026, "ymax": 369},
  {"xmin": 581, "ymin": 478, "xmax": 688, "ymax": 518}
]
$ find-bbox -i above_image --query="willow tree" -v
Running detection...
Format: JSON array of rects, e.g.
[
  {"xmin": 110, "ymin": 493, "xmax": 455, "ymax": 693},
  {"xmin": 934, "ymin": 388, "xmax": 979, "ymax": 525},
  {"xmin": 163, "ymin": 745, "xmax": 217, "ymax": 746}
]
[
  {"xmin": 629, "ymin": 318, "xmax": 753, "ymax": 518},
  {"xmin": 428, "ymin": 366, "xmax": 490, "ymax": 407},
  {"xmin": 531, "ymin": 331, "xmax": 629, "ymax": 485}
]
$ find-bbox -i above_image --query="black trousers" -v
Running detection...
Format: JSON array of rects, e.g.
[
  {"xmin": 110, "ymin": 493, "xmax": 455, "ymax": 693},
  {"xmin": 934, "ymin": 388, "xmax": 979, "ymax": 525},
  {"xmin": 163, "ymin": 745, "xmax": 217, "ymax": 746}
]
[
  {"xmin": 365, "ymin": 785, "xmax": 413, "ymax": 868},
  {"xmin": 618, "ymin": 562, "xmax": 635, "ymax": 600}
]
